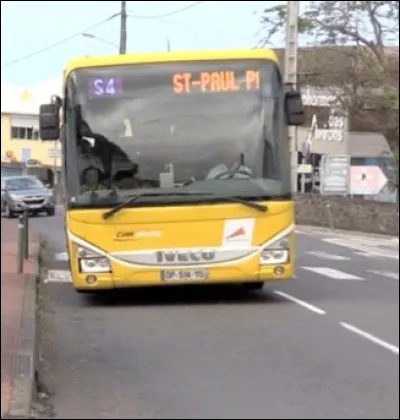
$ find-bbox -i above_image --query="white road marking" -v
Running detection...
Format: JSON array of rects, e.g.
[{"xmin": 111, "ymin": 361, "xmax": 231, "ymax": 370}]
[
  {"xmin": 301, "ymin": 267, "xmax": 365, "ymax": 281},
  {"xmin": 44, "ymin": 269, "xmax": 72, "ymax": 283},
  {"xmin": 54, "ymin": 251, "xmax": 69, "ymax": 261},
  {"xmin": 326, "ymin": 235, "xmax": 398, "ymax": 247},
  {"xmin": 306, "ymin": 251, "xmax": 350, "ymax": 261},
  {"xmin": 295, "ymin": 228, "xmax": 315, "ymax": 237},
  {"xmin": 355, "ymin": 251, "xmax": 387, "ymax": 258},
  {"xmin": 367, "ymin": 270, "xmax": 399, "ymax": 281},
  {"xmin": 274, "ymin": 291, "xmax": 326, "ymax": 315},
  {"xmin": 324, "ymin": 238, "xmax": 399, "ymax": 260},
  {"xmin": 354, "ymin": 250, "xmax": 399, "ymax": 259},
  {"xmin": 340, "ymin": 322, "xmax": 399, "ymax": 356}
]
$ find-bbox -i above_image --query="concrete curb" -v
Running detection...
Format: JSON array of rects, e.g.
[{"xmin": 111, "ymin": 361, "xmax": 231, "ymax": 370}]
[{"xmin": 6, "ymin": 245, "xmax": 40, "ymax": 419}]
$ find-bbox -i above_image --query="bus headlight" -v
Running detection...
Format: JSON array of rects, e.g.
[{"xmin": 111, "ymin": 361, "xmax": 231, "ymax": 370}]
[
  {"xmin": 259, "ymin": 236, "xmax": 290, "ymax": 265},
  {"xmin": 77, "ymin": 246, "xmax": 111, "ymax": 273}
]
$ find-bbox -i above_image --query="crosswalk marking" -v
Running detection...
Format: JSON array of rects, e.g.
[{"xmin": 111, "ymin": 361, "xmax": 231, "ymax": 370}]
[
  {"xmin": 55, "ymin": 251, "xmax": 69, "ymax": 261},
  {"xmin": 295, "ymin": 229, "xmax": 306, "ymax": 235},
  {"xmin": 367, "ymin": 270, "xmax": 398, "ymax": 281},
  {"xmin": 355, "ymin": 251, "xmax": 386, "ymax": 258},
  {"xmin": 44, "ymin": 269, "xmax": 72, "ymax": 283},
  {"xmin": 323, "ymin": 238, "xmax": 399, "ymax": 260},
  {"xmin": 301, "ymin": 267, "xmax": 365, "ymax": 281},
  {"xmin": 355, "ymin": 250, "xmax": 399, "ymax": 260},
  {"xmin": 295, "ymin": 228, "xmax": 315, "ymax": 237},
  {"xmin": 306, "ymin": 251, "xmax": 350, "ymax": 261}
]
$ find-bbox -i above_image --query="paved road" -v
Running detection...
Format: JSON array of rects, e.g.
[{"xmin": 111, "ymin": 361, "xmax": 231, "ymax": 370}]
[{"xmin": 32, "ymin": 210, "xmax": 399, "ymax": 419}]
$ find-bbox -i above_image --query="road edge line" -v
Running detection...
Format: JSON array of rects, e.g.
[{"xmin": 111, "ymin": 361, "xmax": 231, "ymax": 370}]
[
  {"xmin": 274, "ymin": 291, "xmax": 326, "ymax": 315},
  {"xmin": 339, "ymin": 322, "xmax": 399, "ymax": 356}
]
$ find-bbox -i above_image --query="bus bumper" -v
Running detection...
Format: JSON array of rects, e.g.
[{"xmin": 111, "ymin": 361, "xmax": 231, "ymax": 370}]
[{"xmin": 72, "ymin": 263, "xmax": 295, "ymax": 291}]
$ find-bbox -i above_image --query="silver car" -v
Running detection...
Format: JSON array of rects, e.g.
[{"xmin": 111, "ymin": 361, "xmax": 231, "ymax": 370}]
[{"xmin": 1, "ymin": 175, "xmax": 56, "ymax": 217}]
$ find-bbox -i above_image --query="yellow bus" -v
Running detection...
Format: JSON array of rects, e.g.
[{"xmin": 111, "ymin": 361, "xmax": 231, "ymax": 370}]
[{"xmin": 38, "ymin": 49, "xmax": 304, "ymax": 293}]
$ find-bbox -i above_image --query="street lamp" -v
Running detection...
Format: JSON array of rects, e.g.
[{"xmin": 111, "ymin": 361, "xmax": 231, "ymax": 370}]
[{"xmin": 82, "ymin": 32, "xmax": 118, "ymax": 48}]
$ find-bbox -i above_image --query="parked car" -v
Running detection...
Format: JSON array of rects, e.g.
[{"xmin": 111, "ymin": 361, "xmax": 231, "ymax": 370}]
[{"xmin": 1, "ymin": 175, "xmax": 56, "ymax": 217}]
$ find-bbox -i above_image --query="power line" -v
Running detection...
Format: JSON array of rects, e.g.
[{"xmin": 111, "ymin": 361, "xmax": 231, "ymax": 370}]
[
  {"xmin": 127, "ymin": 1, "xmax": 206, "ymax": 19},
  {"xmin": 1, "ymin": 13, "xmax": 120, "ymax": 68},
  {"xmin": 1, "ymin": 1, "xmax": 207, "ymax": 68}
]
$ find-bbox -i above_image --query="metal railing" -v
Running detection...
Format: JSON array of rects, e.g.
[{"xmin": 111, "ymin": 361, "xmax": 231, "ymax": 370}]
[{"xmin": 17, "ymin": 208, "xmax": 30, "ymax": 273}]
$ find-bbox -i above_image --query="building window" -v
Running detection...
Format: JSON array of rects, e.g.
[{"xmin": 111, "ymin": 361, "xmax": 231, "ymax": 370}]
[
  {"xmin": 11, "ymin": 126, "xmax": 39, "ymax": 140},
  {"xmin": 10, "ymin": 115, "xmax": 39, "ymax": 141}
]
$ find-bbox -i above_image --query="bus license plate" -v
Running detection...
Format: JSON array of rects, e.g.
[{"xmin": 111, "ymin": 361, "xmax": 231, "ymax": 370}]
[{"xmin": 161, "ymin": 269, "xmax": 208, "ymax": 282}]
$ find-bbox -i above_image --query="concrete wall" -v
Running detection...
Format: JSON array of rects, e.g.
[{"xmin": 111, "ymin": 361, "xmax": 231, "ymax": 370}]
[
  {"xmin": 1, "ymin": 164, "xmax": 23, "ymax": 178},
  {"xmin": 295, "ymin": 194, "xmax": 399, "ymax": 236}
]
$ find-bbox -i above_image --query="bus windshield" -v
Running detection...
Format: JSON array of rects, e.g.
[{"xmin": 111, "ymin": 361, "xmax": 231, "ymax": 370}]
[{"xmin": 64, "ymin": 59, "xmax": 290, "ymax": 207}]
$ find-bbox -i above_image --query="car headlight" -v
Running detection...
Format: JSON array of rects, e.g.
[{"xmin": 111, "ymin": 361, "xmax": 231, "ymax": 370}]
[
  {"xmin": 259, "ymin": 235, "xmax": 290, "ymax": 265},
  {"xmin": 10, "ymin": 194, "xmax": 22, "ymax": 201},
  {"xmin": 77, "ymin": 245, "xmax": 111, "ymax": 273}
]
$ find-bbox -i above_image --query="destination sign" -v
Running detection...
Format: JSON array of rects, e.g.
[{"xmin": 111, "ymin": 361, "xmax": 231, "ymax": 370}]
[
  {"xmin": 84, "ymin": 66, "xmax": 262, "ymax": 98},
  {"xmin": 172, "ymin": 70, "xmax": 261, "ymax": 94}
]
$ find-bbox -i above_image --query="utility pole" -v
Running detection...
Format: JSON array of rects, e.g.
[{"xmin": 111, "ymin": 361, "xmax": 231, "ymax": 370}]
[
  {"xmin": 284, "ymin": 1, "xmax": 299, "ymax": 193},
  {"xmin": 119, "ymin": 0, "xmax": 127, "ymax": 54}
]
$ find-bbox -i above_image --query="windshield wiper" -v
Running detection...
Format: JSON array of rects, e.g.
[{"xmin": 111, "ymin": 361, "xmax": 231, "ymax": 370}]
[
  {"xmin": 215, "ymin": 195, "xmax": 267, "ymax": 212},
  {"xmin": 102, "ymin": 190, "xmax": 267, "ymax": 220},
  {"xmin": 102, "ymin": 191, "xmax": 204, "ymax": 220}
]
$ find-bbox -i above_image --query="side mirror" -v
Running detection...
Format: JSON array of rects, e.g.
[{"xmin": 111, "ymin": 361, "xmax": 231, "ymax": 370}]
[
  {"xmin": 39, "ymin": 103, "xmax": 60, "ymax": 141},
  {"xmin": 285, "ymin": 91, "xmax": 304, "ymax": 126}
]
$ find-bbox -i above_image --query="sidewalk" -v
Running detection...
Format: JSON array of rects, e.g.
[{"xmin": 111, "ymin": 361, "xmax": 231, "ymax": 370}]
[{"xmin": 1, "ymin": 218, "xmax": 37, "ymax": 418}]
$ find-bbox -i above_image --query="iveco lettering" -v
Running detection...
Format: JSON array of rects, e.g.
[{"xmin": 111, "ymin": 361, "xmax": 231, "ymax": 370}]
[
  {"xmin": 156, "ymin": 250, "xmax": 216, "ymax": 264},
  {"xmin": 38, "ymin": 48, "xmax": 303, "ymax": 294}
]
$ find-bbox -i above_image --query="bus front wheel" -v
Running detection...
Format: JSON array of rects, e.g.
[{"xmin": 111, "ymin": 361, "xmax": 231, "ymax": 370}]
[
  {"xmin": 241, "ymin": 282, "xmax": 264, "ymax": 291},
  {"xmin": 75, "ymin": 289, "xmax": 99, "ymax": 295}
]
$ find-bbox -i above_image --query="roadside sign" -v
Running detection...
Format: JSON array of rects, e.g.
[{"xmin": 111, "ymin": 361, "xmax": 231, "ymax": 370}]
[
  {"xmin": 48, "ymin": 148, "xmax": 61, "ymax": 159},
  {"xmin": 350, "ymin": 166, "xmax": 388, "ymax": 195},
  {"xmin": 320, "ymin": 155, "xmax": 350, "ymax": 195},
  {"xmin": 297, "ymin": 164, "xmax": 313, "ymax": 174}
]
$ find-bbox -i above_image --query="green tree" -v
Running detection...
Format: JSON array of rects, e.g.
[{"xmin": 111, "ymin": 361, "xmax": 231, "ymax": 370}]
[{"xmin": 259, "ymin": 1, "xmax": 399, "ymax": 152}]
